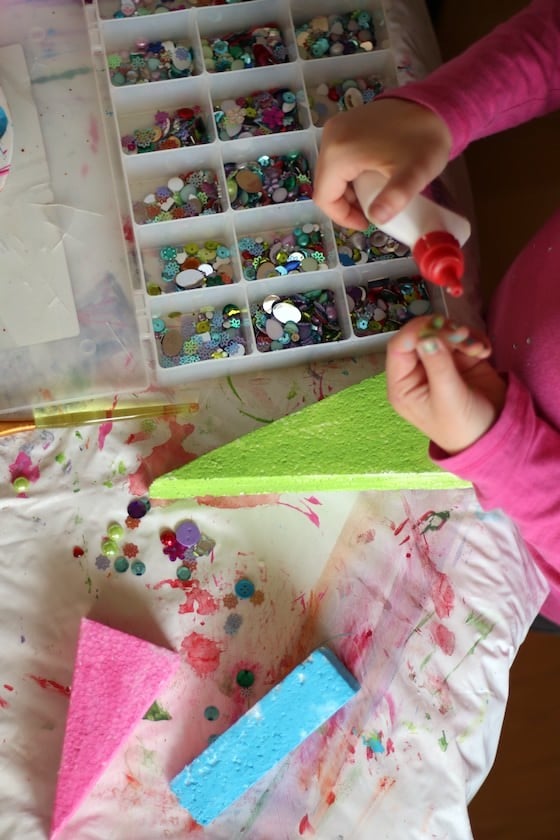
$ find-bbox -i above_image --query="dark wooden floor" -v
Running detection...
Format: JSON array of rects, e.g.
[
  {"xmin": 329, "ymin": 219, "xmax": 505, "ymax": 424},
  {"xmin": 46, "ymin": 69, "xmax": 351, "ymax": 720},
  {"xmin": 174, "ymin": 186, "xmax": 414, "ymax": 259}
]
[{"xmin": 432, "ymin": 3, "xmax": 560, "ymax": 838}]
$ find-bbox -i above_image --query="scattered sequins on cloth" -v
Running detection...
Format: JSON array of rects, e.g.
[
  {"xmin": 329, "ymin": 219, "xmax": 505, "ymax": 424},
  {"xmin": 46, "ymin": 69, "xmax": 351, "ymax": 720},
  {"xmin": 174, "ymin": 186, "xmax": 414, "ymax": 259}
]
[
  {"xmin": 146, "ymin": 240, "xmax": 236, "ymax": 295},
  {"xmin": 121, "ymin": 106, "xmax": 209, "ymax": 154},
  {"xmin": 153, "ymin": 303, "xmax": 247, "ymax": 366},
  {"xmin": 336, "ymin": 224, "xmax": 410, "ymax": 264},
  {"xmin": 201, "ymin": 24, "xmax": 289, "ymax": 73},
  {"xmin": 107, "ymin": 40, "xmax": 195, "ymax": 85},
  {"xmin": 214, "ymin": 88, "xmax": 303, "ymax": 140},
  {"xmin": 237, "ymin": 224, "xmax": 328, "ymax": 280},
  {"xmin": 225, "ymin": 153, "xmax": 312, "ymax": 209},
  {"xmin": 295, "ymin": 12, "xmax": 377, "ymax": 60},
  {"xmin": 251, "ymin": 289, "xmax": 342, "ymax": 352},
  {"xmin": 159, "ymin": 520, "xmax": 216, "ymax": 577},
  {"xmin": 308, "ymin": 75, "xmax": 385, "ymax": 127},
  {"xmin": 133, "ymin": 170, "xmax": 222, "ymax": 223},
  {"xmin": 347, "ymin": 276, "xmax": 432, "ymax": 337}
]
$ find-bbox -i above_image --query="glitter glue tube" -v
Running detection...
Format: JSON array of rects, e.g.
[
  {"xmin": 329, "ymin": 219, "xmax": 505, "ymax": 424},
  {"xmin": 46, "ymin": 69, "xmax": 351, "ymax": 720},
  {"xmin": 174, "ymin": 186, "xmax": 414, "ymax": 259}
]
[{"xmin": 353, "ymin": 171, "xmax": 471, "ymax": 297}]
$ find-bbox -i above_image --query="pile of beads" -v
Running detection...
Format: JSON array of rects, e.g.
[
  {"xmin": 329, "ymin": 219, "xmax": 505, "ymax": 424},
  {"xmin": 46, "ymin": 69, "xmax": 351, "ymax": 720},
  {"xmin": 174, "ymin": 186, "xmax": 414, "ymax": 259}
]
[
  {"xmin": 153, "ymin": 302, "xmax": 247, "ymax": 366},
  {"xmin": 308, "ymin": 75, "xmax": 385, "ymax": 127},
  {"xmin": 295, "ymin": 12, "xmax": 376, "ymax": 60},
  {"xmin": 121, "ymin": 106, "xmax": 209, "ymax": 154},
  {"xmin": 214, "ymin": 88, "xmax": 303, "ymax": 140},
  {"xmin": 336, "ymin": 224, "xmax": 410, "ymax": 265},
  {"xmin": 237, "ymin": 224, "xmax": 328, "ymax": 280},
  {"xmin": 108, "ymin": 40, "xmax": 194, "ymax": 85},
  {"xmin": 134, "ymin": 170, "xmax": 222, "ymax": 224},
  {"xmin": 201, "ymin": 24, "xmax": 289, "ymax": 72},
  {"xmin": 159, "ymin": 519, "xmax": 215, "ymax": 580},
  {"xmin": 225, "ymin": 152, "xmax": 312, "ymax": 209},
  {"xmin": 147, "ymin": 239, "xmax": 236, "ymax": 295},
  {"xmin": 251, "ymin": 289, "xmax": 342, "ymax": 352},
  {"xmin": 347, "ymin": 277, "xmax": 431, "ymax": 337}
]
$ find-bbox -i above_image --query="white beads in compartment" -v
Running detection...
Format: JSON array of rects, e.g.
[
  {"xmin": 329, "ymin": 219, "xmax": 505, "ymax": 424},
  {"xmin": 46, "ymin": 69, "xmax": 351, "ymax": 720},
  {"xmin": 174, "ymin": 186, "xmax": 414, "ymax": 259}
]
[{"xmin": 88, "ymin": 0, "xmax": 444, "ymax": 385}]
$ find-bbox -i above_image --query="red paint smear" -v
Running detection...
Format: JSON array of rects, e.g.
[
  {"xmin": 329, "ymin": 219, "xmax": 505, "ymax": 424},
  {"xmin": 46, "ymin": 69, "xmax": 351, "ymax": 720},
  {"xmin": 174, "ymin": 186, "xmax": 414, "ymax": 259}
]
[
  {"xmin": 9, "ymin": 452, "xmax": 40, "ymax": 484},
  {"xmin": 3, "ymin": 684, "xmax": 14, "ymax": 691},
  {"xmin": 128, "ymin": 419, "xmax": 196, "ymax": 497},
  {"xmin": 89, "ymin": 115, "xmax": 100, "ymax": 154},
  {"xmin": 340, "ymin": 627, "xmax": 373, "ymax": 672},
  {"xmin": 394, "ymin": 518, "xmax": 409, "ymax": 537},
  {"xmin": 0, "ymin": 697, "xmax": 8, "ymax": 709},
  {"xmin": 28, "ymin": 675, "xmax": 71, "ymax": 697},
  {"xmin": 431, "ymin": 572, "xmax": 455, "ymax": 619},
  {"xmin": 125, "ymin": 431, "xmax": 151, "ymax": 445},
  {"xmin": 299, "ymin": 814, "xmax": 314, "ymax": 835},
  {"xmin": 431, "ymin": 622, "xmax": 456, "ymax": 656},
  {"xmin": 153, "ymin": 578, "xmax": 219, "ymax": 615},
  {"xmin": 196, "ymin": 493, "xmax": 280, "ymax": 509},
  {"xmin": 356, "ymin": 528, "xmax": 375, "ymax": 544},
  {"xmin": 326, "ymin": 791, "xmax": 336, "ymax": 806},
  {"xmin": 180, "ymin": 632, "xmax": 221, "ymax": 677},
  {"xmin": 366, "ymin": 745, "xmax": 374, "ymax": 760},
  {"xmin": 378, "ymin": 776, "xmax": 396, "ymax": 793},
  {"xmin": 386, "ymin": 738, "xmax": 395, "ymax": 755},
  {"xmin": 97, "ymin": 421, "xmax": 113, "ymax": 450}
]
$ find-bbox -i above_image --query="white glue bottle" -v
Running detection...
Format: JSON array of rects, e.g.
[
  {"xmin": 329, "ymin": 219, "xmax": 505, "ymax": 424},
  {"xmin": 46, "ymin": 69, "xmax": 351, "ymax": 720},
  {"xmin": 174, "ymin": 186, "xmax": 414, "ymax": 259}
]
[{"xmin": 353, "ymin": 170, "xmax": 471, "ymax": 297}]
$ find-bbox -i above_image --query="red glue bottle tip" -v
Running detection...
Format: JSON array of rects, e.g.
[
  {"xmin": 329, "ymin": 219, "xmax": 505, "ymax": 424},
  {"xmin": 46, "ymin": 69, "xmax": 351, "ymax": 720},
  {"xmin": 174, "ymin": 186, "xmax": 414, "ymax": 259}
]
[{"xmin": 412, "ymin": 231, "xmax": 464, "ymax": 297}]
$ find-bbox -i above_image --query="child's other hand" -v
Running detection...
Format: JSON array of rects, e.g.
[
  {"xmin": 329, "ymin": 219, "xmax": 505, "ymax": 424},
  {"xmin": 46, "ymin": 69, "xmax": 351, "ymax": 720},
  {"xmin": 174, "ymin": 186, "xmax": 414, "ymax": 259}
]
[
  {"xmin": 386, "ymin": 316, "xmax": 507, "ymax": 455},
  {"xmin": 313, "ymin": 98, "xmax": 452, "ymax": 229}
]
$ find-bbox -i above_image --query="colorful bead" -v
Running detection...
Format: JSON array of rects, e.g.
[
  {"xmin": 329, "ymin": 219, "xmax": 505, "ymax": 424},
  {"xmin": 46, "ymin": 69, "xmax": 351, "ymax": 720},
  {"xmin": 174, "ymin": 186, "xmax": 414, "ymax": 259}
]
[
  {"xmin": 155, "ymin": 304, "xmax": 247, "ymax": 367},
  {"xmin": 252, "ymin": 289, "xmax": 342, "ymax": 352},
  {"xmin": 308, "ymin": 75, "xmax": 385, "ymax": 127},
  {"xmin": 146, "ymin": 239, "xmax": 235, "ymax": 295},
  {"xmin": 114, "ymin": 556, "xmax": 129, "ymax": 573},
  {"xmin": 201, "ymin": 24, "xmax": 288, "ymax": 73},
  {"xmin": 238, "ymin": 224, "xmax": 327, "ymax": 280},
  {"xmin": 214, "ymin": 88, "xmax": 303, "ymax": 140},
  {"xmin": 130, "ymin": 560, "xmax": 146, "ymax": 576},
  {"xmin": 134, "ymin": 170, "xmax": 222, "ymax": 224},
  {"xmin": 225, "ymin": 153, "xmax": 312, "ymax": 210},
  {"xmin": 127, "ymin": 498, "xmax": 150, "ymax": 519},
  {"xmin": 296, "ymin": 12, "xmax": 377, "ymax": 61},
  {"xmin": 121, "ymin": 106, "xmax": 209, "ymax": 155},
  {"xmin": 336, "ymin": 223, "xmax": 410, "ymax": 265},
  {"xmin": 108, "ymin": 40, "xmax": 194, "ymax": 86},
  {"xmin": 347, "ymin": 276, "xmax": 431, "ymax": 337}
]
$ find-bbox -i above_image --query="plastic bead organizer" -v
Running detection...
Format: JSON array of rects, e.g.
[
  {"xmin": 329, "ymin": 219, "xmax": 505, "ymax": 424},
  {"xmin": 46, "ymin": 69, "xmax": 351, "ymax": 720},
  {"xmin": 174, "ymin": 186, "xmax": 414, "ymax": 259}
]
[{"xmin": 0, "ymin": 0, "xmax": 446, "ymax": 412}]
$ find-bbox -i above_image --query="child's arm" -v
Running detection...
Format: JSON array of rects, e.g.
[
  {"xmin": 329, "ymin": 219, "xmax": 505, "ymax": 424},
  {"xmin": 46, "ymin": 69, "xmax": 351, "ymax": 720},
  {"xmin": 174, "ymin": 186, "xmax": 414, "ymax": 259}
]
[
  {"xmin": 314, "ymin": 0, "xmax": 560, "ymax": 227},
  {"xmin": 386, "ymin": 318, "xmax": 560, "ymax": 613}
]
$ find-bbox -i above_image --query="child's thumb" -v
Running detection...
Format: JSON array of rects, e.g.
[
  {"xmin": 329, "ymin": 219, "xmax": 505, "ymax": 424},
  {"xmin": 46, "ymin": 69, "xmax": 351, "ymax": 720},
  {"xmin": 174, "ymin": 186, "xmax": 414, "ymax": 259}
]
[{"xmin": 368, "ymin": 167, "xmax": 429, "ymax": 225}]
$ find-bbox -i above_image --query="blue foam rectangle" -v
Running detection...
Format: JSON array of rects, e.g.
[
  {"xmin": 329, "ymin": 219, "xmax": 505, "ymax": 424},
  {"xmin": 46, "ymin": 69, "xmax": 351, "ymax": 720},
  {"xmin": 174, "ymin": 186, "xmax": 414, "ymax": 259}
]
[{"xmin": 170, "ymin": 647, "xmax": 359, "ymax": 824}]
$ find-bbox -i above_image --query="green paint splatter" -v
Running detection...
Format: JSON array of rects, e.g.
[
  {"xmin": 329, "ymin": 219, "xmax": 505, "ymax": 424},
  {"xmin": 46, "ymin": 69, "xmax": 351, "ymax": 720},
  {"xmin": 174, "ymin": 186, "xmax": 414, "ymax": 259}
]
[
  {"xmin": 103, "ymin": 480, "xmax": 113, "ymax": 488},
  {"xmin": 141, "ymin": 418, "xmax": 157, "ymax": 433},
  {"xmin": 117, "ymin": 461, "xmax": 127, "ymax": 475},
  {"xmin": 75, "ymin": 431, "xmax": 83, "ymax": 440},
  {"xmin": 420, "ymin": 652, "xmax": 433, "ymax": 670},
  {"xmin": 420, "ymin": 510, "xmax": 450, "ymax": 533},
  {"xmin": 238, "ymin": 409, "xmax": 273, "ymax": 424},
  {"xmin": 287, "ymin": 384, "xmax": 298, "ymax": 400},
  {"xmin": 55, "ymin": 453, "xmax": 65, "ymax": 464},
  {"xmin": 143, "ymin": 701, "xmax": 172, "ymax": 721},
  {"xmin": 465, "ymin": 610, "xmax": 495, "ymax": 638},
  {"xmin": 226, "ymin": 375, "xmax": 242, "ymax": 402},
  {"xmin": 438, "ymin": 731, "xmax": 448, "ymax": 752}
]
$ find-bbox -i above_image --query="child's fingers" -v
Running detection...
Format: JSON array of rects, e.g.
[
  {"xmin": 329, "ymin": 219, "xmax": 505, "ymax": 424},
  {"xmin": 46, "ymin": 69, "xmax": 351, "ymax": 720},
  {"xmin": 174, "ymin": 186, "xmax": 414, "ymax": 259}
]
[{"xmin": 418, "ymin": 316, "xmax": 492, "ymax": 359}]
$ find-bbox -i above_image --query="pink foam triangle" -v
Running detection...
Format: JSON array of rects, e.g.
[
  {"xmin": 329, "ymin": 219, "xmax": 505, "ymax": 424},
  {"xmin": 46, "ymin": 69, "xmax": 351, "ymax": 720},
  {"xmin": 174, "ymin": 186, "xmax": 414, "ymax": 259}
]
[{"xmin": 51, "ymin": 618, "xmax": 180, "ymax": 838}]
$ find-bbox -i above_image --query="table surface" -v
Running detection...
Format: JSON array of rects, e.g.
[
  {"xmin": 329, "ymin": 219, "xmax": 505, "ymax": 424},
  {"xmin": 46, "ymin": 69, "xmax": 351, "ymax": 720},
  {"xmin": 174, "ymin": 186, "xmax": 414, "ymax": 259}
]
[{"xmin": 0, "ymin": 2, "xmax": 549, "ymax": 838}]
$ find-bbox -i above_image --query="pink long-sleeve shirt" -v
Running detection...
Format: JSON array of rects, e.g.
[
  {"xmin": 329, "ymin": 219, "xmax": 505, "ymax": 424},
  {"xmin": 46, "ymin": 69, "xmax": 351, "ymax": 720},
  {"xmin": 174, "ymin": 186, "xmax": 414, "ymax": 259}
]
[{"xmin": 388, "ymin": 0, "xmax": 560, "ymax": 623}]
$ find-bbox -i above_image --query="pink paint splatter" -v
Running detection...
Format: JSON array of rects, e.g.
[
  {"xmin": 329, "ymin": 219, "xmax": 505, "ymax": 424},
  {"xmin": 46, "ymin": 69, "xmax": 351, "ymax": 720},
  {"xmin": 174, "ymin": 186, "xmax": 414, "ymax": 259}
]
[
  {"xmin": 0, "ymin": 697, "xmax": 8, "ymax": 709},
  {"xmin": 431, "ymin": 572, "xmax": 455, "ymax": 619},
  {"xmin": 9, "ymin": 451, "xmax": 40, "ymax": 484},
  {"xmin": 356, "ymin": 528, "xmax": 375, "ymax": 544},
  {"xmin": 80, "ymin": 162, "xmax": 89, "ymax": 178},
  {"xmin": 386, "ymin": 738, "xmax": 395, "ymax": 755},
  {"xmin": 196, "ymin": 493, "xmax": 280, "ymax": 509},
  {"xmin": 180, "ymin": 632, "xmax": 221, "ymax": 677},
  {"xmin": 431, "ymin": 622, "xmax": 456, "ymax": 656},
  {"xmin": 128, "ymin": 420, "xmax": 196, "ymax": 496},
  {"xmin": 97, "ymin": 421, "xmax": 113, "ymax": 451}
]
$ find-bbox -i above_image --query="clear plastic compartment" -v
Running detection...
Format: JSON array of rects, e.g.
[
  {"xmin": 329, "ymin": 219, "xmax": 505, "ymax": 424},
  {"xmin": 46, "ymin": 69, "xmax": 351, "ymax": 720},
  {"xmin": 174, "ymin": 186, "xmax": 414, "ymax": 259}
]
[
  {"xmin": 289, "ymin": 0, "xmax": 390, "ymax": 60},
  {"xmin": 78, "ymin": 0, "xmax": 449, "ymax": 393}
]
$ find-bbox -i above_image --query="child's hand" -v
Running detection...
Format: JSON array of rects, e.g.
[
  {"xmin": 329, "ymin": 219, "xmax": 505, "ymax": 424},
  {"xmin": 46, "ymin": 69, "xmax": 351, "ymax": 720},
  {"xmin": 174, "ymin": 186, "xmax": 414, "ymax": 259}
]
[
  {"xmin": 313, "ymin": 98, "xmax": 452, "ymax": 229},
  {"xmin": 386, "ymin": 316, "xmax": 507, "ymax": 455}
]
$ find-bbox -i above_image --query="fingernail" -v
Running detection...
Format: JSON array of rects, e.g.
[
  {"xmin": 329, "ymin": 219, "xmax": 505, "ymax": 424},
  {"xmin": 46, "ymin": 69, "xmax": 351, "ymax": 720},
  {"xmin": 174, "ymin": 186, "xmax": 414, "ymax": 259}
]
[
  {"xmin": 447, "ymin": 329, "xmax": 469, "ymax": 343},
  {"xmin": 419, "ymin": 337, "xmax": 440, "ymax": 354},
  {"xmin": 369, "ymin": 202, "xmax": 391, "ymax": 224},
  {"xmin": 430, "ymin": 314, "xmax": 446, "ymax": 330}
]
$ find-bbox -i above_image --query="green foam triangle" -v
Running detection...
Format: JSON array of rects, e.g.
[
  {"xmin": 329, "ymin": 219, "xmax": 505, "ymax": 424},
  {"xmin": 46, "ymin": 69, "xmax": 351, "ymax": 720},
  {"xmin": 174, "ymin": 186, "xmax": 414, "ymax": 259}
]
[{"xmin": 150, "ymin": 373, "xmax": 469, "ymax": 499}]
